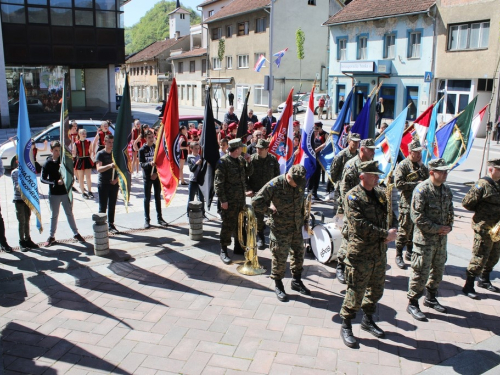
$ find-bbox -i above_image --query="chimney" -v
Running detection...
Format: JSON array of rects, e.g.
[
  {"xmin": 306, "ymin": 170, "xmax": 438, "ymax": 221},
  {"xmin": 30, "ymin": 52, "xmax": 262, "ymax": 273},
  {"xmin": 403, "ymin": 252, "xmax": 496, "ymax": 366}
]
[{"xmin": 176, "ymin": 31, "xmax": 180, "ymax": 40}]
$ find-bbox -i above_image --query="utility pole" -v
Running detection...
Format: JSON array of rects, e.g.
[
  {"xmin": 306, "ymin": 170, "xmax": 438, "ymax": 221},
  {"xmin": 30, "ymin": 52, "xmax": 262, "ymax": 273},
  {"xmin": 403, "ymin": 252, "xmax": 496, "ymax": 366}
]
[{"xmin": 267, "ymin": 0, "xmax": 275, "ymax": 109}]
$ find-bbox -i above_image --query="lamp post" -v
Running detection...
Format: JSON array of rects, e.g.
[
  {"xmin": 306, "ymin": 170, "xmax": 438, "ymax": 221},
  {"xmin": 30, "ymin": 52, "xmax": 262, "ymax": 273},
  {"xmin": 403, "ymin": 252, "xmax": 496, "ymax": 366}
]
[{"xmin": 268, "ymin": 0, "xmax": 276, "ymax": 109}]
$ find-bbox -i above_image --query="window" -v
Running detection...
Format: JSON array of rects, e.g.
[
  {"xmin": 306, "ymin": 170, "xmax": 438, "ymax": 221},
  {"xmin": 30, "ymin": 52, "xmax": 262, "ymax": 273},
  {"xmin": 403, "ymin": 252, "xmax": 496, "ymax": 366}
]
[
  {"xmin": 408, "ymin": 31, "xmax": 421, "ymax": 58},
  {"xmin": 141, "ymin": 67, "xmax": 144, "ymax": 75},
  {"xmin": 150, "ymin": 66, "xmax": 153, "ymax": 75},
  {"xmin": 437, "ymin": 79, "xmax": 472, "ymax": 115},
  {"xmin": 208, "ymin": 10, "xmax": 214, "ymax": 17},
  {"xmin": 254, "ymin": 86, "xmax": 269, "ymax": 106},
  {"xmin": 190, "ymin": 61, "xmax": 195, "ymax": 73},
  {"xmin": 212, "ymin": 57, "xmax": 221, "ymax": 70},
  {"xmin": 211, "ymin": 27, "xmax": 222, "ymax": 40},
  {"xmin": 238, "ymin": 55, "xmax": 249, "ymax": 68},
  {"xmin": 478, "ymin": 79, "xmax": 493, "ymax": 92},
  {"xmin": 254, "ymin": 53, "xmax": 265, "ymax": 68},
  {"xmin": 237, "ymin": 22, "xmax": 249, "ymax": 36},
  {"xmin": 226, "ymin": 25, "xmax": 233, "ymax": 38},
  {"xmin": 384, "ymin": 34, "xmax": 396, "ymax": 59},
  {"xmin": 1, "ymin": 4, "xmax": 25, "ymax": 23},
  {"xmin": 226, "ymin": 56, "xmax": 233, "ymax": 69},
  {"xmin": 75, "ymin": 0, "xmax": 93, "ymax": 8},
  {"xmin": 178, "ymin": 62, "xmax": 183, "ymax": 74},
  {"xmin": 51, "ymin": 8, "xmax": 73, "ymax": 26},
  {"xmin": 357, "ymin": 36, "xmax": 367, "ymax": 60},
  {"xmin": 406, "ymin": 87, "xmax": 419, "ymax": 120},
  {"xmin": 28, "ymin": 7, "xmax": 48, "ymax": 23},
  {"xmin": 256, "ymin": 18, "xmax": 266, "ymax": 33},
  {"xmin": 75, "ymin": 10, "xmax": 93, "ymax": 26},
  {"xmin": 308, "ymin": 0, "xmax": 316, "ymax": 4},
  {"xmin": 337, "ymin": 38, "xmax": 347, "ymax": 61},
  {"xmin": 96, "ymin": 11, "xmax": 116, "ymax": 28},
  {"xmin": 448, "ymin": 22, "xmax": 489, "ymax": 51},
  {"xmin": 202, "ymin": 59, "xmax": 207, "ymax": 74},
  {"xmin": 180, "ymin": 14, "xmax": 185, "ymax": 20},
  {"xmin": 380, "ymin": 86, "xmax": 396, "ymax": 119},
  {"xmin": 95, "ymin": 0, "xmax": 116, "ymax": 10}
]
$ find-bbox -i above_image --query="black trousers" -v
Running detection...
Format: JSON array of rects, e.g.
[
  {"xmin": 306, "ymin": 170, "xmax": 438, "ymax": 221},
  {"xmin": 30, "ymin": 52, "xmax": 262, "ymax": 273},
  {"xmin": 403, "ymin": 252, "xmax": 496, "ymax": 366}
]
[
  {"xmin": 0, "ymin": 206, "xmax": 7, "ymax": 245},
  {"xmin": 98, "ymin": 183, "xmax": 119, "ymax": 225},
  {"xmin": 308, "ymin": 161, "xmax": 322, "ymax": 195},
  {"xmin": 144, "ymin": 177, "xmax": 163, "ymax": 221}
]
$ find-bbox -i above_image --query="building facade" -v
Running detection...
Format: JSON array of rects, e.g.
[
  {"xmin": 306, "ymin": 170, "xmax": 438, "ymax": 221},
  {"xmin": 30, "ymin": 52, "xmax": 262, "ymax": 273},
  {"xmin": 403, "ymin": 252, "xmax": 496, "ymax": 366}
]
[
  {"xmin": 325, "ymin": 0, "xmax": 436, "ymax": 122},
  {"xmin": 169, "ymin": 47, "xmax": 207, "ymax": 107}
]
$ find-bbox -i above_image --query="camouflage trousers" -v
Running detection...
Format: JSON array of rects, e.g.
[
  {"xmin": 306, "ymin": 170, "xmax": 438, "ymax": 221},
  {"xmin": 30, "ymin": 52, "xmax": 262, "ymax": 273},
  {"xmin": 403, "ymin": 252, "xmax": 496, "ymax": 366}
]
[
  {"xmin": 256, "ymin": 212, "xmax": 265, "ymax": 232},
  {"xmin": 340, "ymin": 252, "xmax": 387, "ymax": 319},
  {"xmin": 219, "ymin": 199, "xmax": 246, "ymax": 246},
  {"xmin": 337, "ymin": 221, "xmax": 349, "ymax": 262},
  {"xmin": 407, "ymin": 238, "xmax": 447, "ymax": 300},
  {"xmin": 396, "ymin": 209, "xmax": 414, "ymax": 253},
  {"xmin": 269, "ymin": 229, "xmax": 304, "ymax": 280},
  {"xmin": 466, "ymin": 230, "xmax": 500, "ymax": 277}
]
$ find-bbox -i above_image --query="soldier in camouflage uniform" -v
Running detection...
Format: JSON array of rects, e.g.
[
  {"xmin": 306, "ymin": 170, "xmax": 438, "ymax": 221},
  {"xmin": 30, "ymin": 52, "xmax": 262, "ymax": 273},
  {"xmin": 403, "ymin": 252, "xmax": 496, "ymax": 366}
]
[
  {"xmin": 462, "ymin": 158, "xmax": 500, "ymax": 299},
  {"xmin": 339, "ymin": 161, "xmax": 398, "ymax": 348},
  {"xmin": 252, "ymin": 165, "xmax": 309, "ymax": 302},
  {"xmin": 215, "ymin": 138, "xmax": 254, "ymax": 265},
  {"xmin": 394, "ymin": 139, "xmax": 430, "ymax": 269},
  {"xmin": 407, "ymin": 158, "xmax": 453, "ymax": 322},
  {"xmin": 328, "ymin": 132, "xmax": 360, "ymax": 202},
  {"xmin": 335, "ymin": 138, "xmax": 377, "ymax": 284},
  {"xmin": 247, "ymin": 139, "xmax": 280, "ymax": 249}
]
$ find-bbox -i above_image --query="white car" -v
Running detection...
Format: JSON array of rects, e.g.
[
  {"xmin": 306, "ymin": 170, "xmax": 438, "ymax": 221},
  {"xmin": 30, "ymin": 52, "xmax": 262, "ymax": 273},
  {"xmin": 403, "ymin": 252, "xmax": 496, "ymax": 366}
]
[
  {"xmin": 0, "ymin": 120, "xmax": 115, "ymax": 170},
  {"xmin": 277, "ymin": 93, "xmax": 327, "ymax": 115}
]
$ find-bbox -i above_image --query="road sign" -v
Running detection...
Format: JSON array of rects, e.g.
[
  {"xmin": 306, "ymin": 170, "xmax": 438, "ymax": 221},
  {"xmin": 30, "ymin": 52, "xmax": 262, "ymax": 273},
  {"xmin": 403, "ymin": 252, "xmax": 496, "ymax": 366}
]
[{"xmin": 424, "ymin": 71, "xmax": 433, "ymax": 83}]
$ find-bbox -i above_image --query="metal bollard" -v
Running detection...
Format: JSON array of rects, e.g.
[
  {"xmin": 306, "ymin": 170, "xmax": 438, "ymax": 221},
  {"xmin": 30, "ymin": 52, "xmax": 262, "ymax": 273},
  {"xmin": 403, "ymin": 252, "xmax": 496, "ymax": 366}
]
[
  {"xmin": 92, "ymin": 213, "xmax": 110, "ymax": 256},
  {"xmin": 188, "ymin": 201, "xmax": 203, "ymax": 241}
]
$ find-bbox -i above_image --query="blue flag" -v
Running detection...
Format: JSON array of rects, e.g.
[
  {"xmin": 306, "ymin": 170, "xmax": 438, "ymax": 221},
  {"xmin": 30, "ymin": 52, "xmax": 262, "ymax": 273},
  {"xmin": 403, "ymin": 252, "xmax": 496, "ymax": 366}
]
[
  {"xmin": 434, "ymin": 118, "xmax": 456, "ymax": 158},
  {"xmin": 374, "ymin": 105, "xmax": 409, "ymax": 178},
  {"xmin": 318, "ymin": 88, "xmax": 354, "ymax": 172},
  {"xmin": 422, "ymin": 97, "xmax": 443, "ymax": 166},
  {"xmin": 16, "ymin": 75, "xmax": 43, "ymax": 233},
  {"xmin": 350, "ymin": 96, "xmax": 371, "ymax": 140}
]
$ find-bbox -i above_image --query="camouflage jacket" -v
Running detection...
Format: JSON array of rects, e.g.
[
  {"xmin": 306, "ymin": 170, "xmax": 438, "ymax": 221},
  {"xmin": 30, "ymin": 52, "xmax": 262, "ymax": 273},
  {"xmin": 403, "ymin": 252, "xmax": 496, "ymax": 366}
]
[
  {"xmin": 330, "ymin": 147, "xmax": 358, "ymax": 184},
  {"xmin": 337, "ymin": 155, "xmax": 362, "ymax": 215},
  {"xmin": 411, "ymin": 179, "xmax": 454, "ymax": 245},
  {"xmin": 252, "ymin": 175, "xmax": 306, "ymax": 234},
  {"xmin": 247, "ymin": 153, "xmax": 280, "ymax": 193},
  {"xmin": 394, "ymin": 158, "xmax": 430, "ymax": 210},
  {"xmin": 462, "ymin": 177, "xmax": 500, "ymax": 232},
  {"xmin": 215, "ymin": 154, "xmax": 253, "ymax": 203},
  {"xmin": 345, "ymin": 184, "xmax": 398, "ymax": 259}
]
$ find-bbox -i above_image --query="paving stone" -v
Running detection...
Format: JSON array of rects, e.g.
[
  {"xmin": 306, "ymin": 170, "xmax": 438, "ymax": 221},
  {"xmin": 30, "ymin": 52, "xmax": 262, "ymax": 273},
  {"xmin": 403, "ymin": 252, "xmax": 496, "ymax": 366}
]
[{"xmin": 208, "ymin": 354, "xmax": 252, "ymax": 371}]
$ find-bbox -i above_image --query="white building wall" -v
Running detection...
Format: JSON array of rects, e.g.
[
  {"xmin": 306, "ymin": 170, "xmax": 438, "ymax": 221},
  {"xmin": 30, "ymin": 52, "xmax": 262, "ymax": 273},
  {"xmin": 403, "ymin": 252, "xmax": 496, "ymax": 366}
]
[{"xmin": 84, "ymin": 69, "xmax": 109, "ymax": 109}]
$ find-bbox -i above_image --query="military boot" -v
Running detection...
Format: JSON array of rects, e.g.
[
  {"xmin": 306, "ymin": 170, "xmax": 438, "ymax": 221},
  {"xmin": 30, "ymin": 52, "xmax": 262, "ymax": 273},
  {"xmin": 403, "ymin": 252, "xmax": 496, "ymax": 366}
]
[
  {"xmin": 233, "ymin": 240, "xmax": 245, "ymax": 255},
  {"xmin": 291, "ymin": 276, "xmax": 311, "ymax": 296},
  {"xmin": 477, "ymin": 273, "xmax": 500, "ymax": 293},
  {"xmin": 336, "ymin": 261, "xmax": 346, "ymax": 284},
  {"xmin": 462, "ymin": 275, "xmax": 478, "ymax": 299},
  {"xmin": 256, "ymin": 231, "xmax": 266, "ymax": 250},
  {"xmin": 395, "ymin": 248, "xmax": 405, "ymax": 269},
  {"xmin": 407, "ymin": 299, "xmax": 426, "ymax": 321},
  {"xmin": 274, "ymin": 279, "xmax": 289, "ymax": 302},
  {"xmin": 220, "ymin": 246, "xmax": 231, "ymax": 265},
  {"xmin": 423, "ymin": 290, "xmax": 447, "ymax": 313},
  {"xmin": 340, "ymin": 319, "xmax": 357, "ymax": 348},
  {"xmin": 361, "ymin": 314, "xmax": 385, "ymax": 338}
]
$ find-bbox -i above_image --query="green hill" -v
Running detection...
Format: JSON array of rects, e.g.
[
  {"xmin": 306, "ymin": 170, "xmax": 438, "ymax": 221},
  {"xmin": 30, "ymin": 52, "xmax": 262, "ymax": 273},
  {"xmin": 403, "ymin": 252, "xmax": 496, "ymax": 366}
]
[{"xmin": 125, "ymin": 1, "xmax": 201, "ymax": 55}]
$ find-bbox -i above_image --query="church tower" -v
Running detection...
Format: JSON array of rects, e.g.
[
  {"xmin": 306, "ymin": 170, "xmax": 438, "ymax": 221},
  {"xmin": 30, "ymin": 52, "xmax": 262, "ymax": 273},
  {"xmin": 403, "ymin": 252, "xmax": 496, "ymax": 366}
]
[{"xmin": 169, "ymin": 0, "xmax": 191, "ymax": 39}]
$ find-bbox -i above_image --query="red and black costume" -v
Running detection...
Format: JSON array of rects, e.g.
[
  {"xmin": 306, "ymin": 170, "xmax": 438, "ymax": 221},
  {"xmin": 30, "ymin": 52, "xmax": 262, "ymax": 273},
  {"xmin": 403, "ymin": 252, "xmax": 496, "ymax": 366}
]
[
  {"xmin": 96, "ymin": 130, "xmax": 112, "ymax": 152},
  {"xmin": 74, "ymin": 139, "xmax": 94, "ymax": 170}
]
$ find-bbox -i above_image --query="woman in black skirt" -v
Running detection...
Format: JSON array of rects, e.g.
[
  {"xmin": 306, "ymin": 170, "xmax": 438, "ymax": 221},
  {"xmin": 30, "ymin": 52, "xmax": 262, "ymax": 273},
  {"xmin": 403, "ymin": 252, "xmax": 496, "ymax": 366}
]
[{"xmin": 72, "ymin": 129, "xmax": 94, "ymax": 199}]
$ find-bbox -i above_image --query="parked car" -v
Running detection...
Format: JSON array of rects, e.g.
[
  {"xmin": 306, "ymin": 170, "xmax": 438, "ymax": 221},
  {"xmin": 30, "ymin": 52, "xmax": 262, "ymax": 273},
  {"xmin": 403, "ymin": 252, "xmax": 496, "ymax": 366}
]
[
  {"xmin": 0, "ymin": 120, "xmax": 115, "ymax": 170},
  {"xmin": 116, "ymin": 95, "xmax": 122, "ymax": 110},
  {"xmin": 277, "ymin": 93, "xmax": 307, "ymax": 114},
  {"xmin": 278, "ymin": 92, "xmax": 327, "ymax": 115},
  {"xmin": 9, "ymin": 97, "xmax": 44, "ymax": 113}
]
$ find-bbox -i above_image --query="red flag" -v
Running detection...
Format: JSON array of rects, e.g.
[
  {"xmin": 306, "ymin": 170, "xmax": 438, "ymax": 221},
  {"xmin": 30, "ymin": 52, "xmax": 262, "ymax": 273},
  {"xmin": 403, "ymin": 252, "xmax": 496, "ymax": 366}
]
[
  {"xmin": 155, "ymin": 78, "xmax": 181, "ymax": 207},
  {"xmin": 269, "ymin": 88, "xmax": 294, "ymax": 174}
]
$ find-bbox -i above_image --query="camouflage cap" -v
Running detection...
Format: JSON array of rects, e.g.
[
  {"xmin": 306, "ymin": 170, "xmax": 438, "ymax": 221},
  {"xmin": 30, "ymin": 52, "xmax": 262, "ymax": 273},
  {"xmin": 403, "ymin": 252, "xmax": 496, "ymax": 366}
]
[
  {"xmin": 349, "ymin": 132, "xmax": 361, "ymax": 142},
  {"xmin": 408, "ymin": 139, "xmax": 423, "ymax": 152},
  {"xmin": 428, "ymin": 158, "xmax": 451, "ymax": 171},
  {"xmin": 228, "ymin": 138, "xmax": 243, "ymax": 149},
  {"xmin": 358, "ymin": 160, "xmax": 384, "ymax": 175},
  {"xmin": 487, "ymin": 158, "xmax": 500, "ymax": 168},
  {"xmin": 255, "ymin": 139, "xmax": 270, "ymax": 149},
  {"xmin": 288, "ymin": 165, "xmax": 307, "ymax": 187},
  {"xmin": 360, "ymin": 138, "xmax": 378, "ymax": 149}
]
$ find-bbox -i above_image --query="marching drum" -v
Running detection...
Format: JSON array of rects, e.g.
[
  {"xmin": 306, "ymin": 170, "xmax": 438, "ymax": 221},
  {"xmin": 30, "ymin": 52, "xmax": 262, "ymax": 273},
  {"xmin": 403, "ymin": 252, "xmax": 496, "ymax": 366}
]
[{"xmin": 310, "ymin": 222, "xmax": 343, "ymax": 264}]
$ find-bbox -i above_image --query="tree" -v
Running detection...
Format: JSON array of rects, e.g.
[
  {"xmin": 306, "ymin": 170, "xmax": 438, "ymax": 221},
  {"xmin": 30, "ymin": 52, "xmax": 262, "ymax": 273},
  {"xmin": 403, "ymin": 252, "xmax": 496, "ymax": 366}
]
[
  {"xmin": 125, "ymin": 1, "xmax": 201, "ymax": 55},
  {"xmin": 296, "ymin": 28, "xmax": 305, "ymax": 89}
]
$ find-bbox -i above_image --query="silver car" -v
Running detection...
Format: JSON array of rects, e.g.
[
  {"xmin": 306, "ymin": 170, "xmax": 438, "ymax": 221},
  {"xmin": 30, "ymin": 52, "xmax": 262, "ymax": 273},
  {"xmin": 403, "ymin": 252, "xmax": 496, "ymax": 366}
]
[{"xmin": 0, "ymin": 120, "xmax": 114, "ymax": 170}]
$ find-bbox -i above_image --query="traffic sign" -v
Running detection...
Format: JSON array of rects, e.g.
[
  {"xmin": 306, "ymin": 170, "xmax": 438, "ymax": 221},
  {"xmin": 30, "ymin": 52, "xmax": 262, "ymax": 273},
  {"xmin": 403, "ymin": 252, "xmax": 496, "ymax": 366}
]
[{"xmin": 424, "ymin": 71, "xmax": 433, "ymax": 83}]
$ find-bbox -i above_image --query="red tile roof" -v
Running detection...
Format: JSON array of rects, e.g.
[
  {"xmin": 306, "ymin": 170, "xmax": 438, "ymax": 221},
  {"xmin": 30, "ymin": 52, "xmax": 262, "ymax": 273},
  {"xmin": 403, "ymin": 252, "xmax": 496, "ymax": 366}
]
[
  {"xmin": 168, "ymin": 7, "xmax": 191, "ymax": 15},
  {"xmin": 324, "ymin": 0, "xmax": 435, "ymax": 25},
  {"xmin": 168, "ymin": 48, "xmax": 208, "ymax": 60},
  {"xmin": 205, "ymin": 0, "xmax": 270, "ymax": 23},
  {"xmin": 126, "ymin": 36, "xmax": 188, "ymax": 63}
]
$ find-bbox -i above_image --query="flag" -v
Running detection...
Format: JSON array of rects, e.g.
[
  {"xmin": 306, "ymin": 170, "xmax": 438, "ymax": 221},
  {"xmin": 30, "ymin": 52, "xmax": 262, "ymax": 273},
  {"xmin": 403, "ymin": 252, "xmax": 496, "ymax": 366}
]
[
  {"xmin": 317, "ymin": 88, "xmax": 354, "ymax": 172},
  {"xmin": 16, "ymin": 75, "xmax": 42, "ymax": 232},
  {"xmin": 236, "ymin": 90, "xmax": 250, "ymax": 145},
  {"xmin": 112, "ymin": 74, "xmax": 133, "ymax": 209},
  {"xmin": 254, "ymin": 55, "xmax": 266, "ymax": 72},
  {"xmin": 154, "ymin": 78, "xmax": 181, "ymax": 206},
  {"xmin": 269, "ymin": 88, "xmax": 295, "ymax": 174},
  {"xmin": 422, "ymin": 97, "xmax": 444, "ymax": 165},
  {"xmin": 398, "ymin": 102, "xmax": 435, "ymax": 159},
  {"xmin": 273, "ymin": 48, "xmax": 288, "ymax": 68},
  {"xmin": 374, "ymin": 105, "xmax": 409, "ymax": 178},
  {"xmin": 368, "ymin": 93, "xmax": 378, "ymax": 139},
  {"xmin": 455, "ymin": 104, "xmax": 488, "ymax": 168},
  {"xmin": 441, "ymin": 96, "xmax": 477, "ymax": 167},
  {"xmin": 350, "ymin": 93, "xmax": 373, "ymax": 140},
  {"xmin": 434, "ymin": 117, "xmax": 457, "ymax": 158},
  {"xmin": 198, "ymin": 87, "xmax": 221, "ymax": 211},
  {"xmin": 297, "ymin": 85, "xmax": 317, "ymax": 180},
  {"xmin": 58, "ymin": 73, "xmax": 74, "ymax": 202}
]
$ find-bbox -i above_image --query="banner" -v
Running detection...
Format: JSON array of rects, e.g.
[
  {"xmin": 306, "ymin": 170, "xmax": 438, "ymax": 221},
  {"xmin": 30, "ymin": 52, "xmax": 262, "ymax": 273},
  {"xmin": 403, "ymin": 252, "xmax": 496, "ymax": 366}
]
[
  {"xmin": 422, "ymin": 97, "xmax": 444, "ymax": 165},
  {"xmin": 269, "ymin": 88, "xmax": 294, "ymax": 174},
  {"xmin": 297, "ymin": 85, "xmax": 317, "ymax": 180},
  {"xmin": 455, "ymin": 104, "xmax": 488, "ymax": 169}
]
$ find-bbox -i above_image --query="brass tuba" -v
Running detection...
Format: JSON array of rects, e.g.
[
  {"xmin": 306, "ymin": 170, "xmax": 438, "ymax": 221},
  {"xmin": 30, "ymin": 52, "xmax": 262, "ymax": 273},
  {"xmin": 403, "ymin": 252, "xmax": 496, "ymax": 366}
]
[
  {"xmin": 237, "ymin": 204, "xmax": 267, "ymax": 276},
  {"xmin": 490, "ymin": 222, "xmax": 500, "ymax": 242}
]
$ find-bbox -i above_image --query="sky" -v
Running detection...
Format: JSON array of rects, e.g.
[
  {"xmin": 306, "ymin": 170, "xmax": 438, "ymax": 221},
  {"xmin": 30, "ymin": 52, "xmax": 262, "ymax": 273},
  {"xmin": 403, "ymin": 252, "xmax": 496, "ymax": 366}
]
[{"xmin": 124, "ymin": 0, "xmax": 201, "ymax": 27}]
